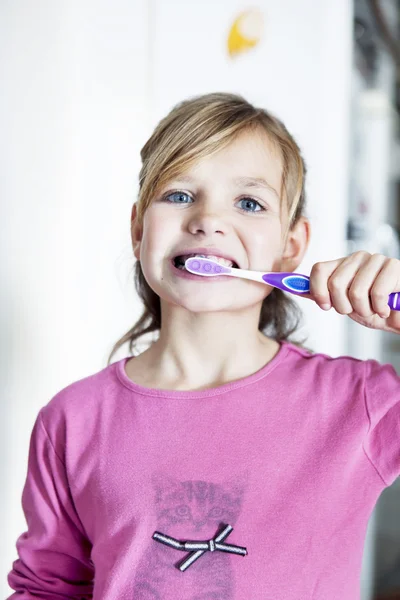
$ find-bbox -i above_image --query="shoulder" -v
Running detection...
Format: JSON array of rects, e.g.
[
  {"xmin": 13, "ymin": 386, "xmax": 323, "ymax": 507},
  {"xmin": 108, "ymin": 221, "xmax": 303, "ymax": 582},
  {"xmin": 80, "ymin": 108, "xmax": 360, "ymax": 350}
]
[
  {"xmin": 283, "ymin": 339, "xmax": 400, "ymax": 393},
  {"xmin": 283, "ymin": 340, "xmax": 367, "ymax": 372},
  {"xmin": 39, "ymin": 360, "xmax": 120, "ymax": 433}
]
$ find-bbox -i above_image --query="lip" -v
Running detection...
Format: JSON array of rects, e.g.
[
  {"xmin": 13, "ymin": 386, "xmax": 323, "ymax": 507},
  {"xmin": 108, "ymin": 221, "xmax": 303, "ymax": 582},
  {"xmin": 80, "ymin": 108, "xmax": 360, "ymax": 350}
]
[{"xmin": 171, "ymin": 247, "xmax": 240, "ymax": 268}]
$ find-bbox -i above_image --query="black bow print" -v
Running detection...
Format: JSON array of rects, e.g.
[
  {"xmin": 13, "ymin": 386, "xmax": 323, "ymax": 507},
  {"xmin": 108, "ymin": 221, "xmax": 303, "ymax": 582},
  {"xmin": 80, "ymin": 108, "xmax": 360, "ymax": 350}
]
[{"xmin": 152, "ymin": 523, "xmax": 247, "ymax": 571}]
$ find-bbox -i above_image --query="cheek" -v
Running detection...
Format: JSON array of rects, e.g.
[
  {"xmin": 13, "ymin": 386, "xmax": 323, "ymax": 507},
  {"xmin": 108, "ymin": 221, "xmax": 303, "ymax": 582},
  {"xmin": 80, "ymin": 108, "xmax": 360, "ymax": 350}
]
[
  {"xmin": 142, "ymin": 218, "xmax": 168, "ymax": 253},
  {"xmin": 247, "ymin": 229, "xmax": 281, "ymax": 265},
  {"xmin": 140, "ymin": 218, "xmax": 177, "ymax": 272},
  {"xmin": 251, "ymin": 231, "xmax": 269, "ymax": 250}
]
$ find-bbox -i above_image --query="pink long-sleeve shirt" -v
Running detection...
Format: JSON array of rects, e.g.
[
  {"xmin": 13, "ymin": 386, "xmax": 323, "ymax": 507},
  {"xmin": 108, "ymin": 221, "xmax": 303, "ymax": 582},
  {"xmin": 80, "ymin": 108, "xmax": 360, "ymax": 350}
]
[{"xmin": 7, "ymin": 340, "xmax": 400, "ymax": 599}]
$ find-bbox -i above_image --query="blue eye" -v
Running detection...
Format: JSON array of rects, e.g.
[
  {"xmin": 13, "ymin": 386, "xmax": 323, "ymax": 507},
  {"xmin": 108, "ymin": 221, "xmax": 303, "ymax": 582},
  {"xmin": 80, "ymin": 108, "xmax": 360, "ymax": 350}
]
[
  {"xmin": 162, "ymin": 191, "xmax": 265, "ymax": 213},
  {"xmin": 238, "ymin": 197, "xmax": 264, "ymax": 212},
  {"xmin": 165, "ymin": 191, "xmax": 192, "ymax": 204}
]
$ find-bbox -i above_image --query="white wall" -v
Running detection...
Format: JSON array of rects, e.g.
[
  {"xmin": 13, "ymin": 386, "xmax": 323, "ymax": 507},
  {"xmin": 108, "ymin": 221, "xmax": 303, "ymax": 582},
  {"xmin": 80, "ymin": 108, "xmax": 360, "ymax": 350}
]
[
  {"xmin": 1, "ymin": 0, "xmax": 354, "ymax": 596},
  {"xmin": 1, "ymin": 0, "xmax": 151, "ymax": 594}
]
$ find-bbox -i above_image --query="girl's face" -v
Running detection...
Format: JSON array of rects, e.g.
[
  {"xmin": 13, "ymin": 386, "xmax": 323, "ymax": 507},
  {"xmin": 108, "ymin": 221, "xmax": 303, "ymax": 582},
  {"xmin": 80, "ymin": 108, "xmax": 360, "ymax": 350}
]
[{"xmin": 131, "ymin": 128, "xmax": 308, "ymax": 314}]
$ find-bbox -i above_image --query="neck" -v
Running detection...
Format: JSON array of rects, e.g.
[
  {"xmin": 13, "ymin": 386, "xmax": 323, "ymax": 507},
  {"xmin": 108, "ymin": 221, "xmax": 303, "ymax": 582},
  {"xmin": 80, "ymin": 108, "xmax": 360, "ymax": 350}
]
[{"xmin": 140, "ymin": 304, "xmax": 280, "ymax": 389}]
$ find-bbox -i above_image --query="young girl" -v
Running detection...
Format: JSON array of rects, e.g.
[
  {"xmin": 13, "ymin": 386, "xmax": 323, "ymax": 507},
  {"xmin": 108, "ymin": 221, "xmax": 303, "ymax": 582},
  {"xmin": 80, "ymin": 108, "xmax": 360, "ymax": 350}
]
[{"xmin": 7, "ymin": 92, "xmax": 400, "ymax": 600}]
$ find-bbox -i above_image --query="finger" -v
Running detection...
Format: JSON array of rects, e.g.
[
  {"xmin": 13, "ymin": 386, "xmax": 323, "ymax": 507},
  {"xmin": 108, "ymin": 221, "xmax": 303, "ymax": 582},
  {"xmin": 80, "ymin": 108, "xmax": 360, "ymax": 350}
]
[
  {"xmin": 309, "ymin": 258, "xmax": 343, "ymax": 309},
  {"xmin": 347, "ymin": 253, "xmax": 388, "ymax": 317},
  {"xmin": 370, "ymin": 257, "xmax": 400, "ymax": 318},
  {"xmin": 328, "ymin": 251, "xmax": 373, "ymax": 315}
]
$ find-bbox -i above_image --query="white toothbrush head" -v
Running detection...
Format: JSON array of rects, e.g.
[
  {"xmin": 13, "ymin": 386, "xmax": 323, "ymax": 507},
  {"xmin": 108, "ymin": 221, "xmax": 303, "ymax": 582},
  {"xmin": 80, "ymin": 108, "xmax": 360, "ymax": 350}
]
[{"xmin": 184, "ymin": 257, "xmax": 233, "ymax": 276}]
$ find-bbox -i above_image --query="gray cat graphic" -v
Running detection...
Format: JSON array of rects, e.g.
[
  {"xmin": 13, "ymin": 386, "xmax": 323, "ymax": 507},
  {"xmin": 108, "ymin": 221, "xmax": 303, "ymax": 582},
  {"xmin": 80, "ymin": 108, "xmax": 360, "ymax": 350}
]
[{"xmin": 131, "ymin": 471, "xmax": 248, "ymax": 599}]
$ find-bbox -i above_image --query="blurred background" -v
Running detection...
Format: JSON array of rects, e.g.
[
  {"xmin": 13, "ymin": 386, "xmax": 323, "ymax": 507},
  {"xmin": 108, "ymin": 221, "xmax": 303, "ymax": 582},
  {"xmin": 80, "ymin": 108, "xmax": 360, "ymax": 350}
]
[{"xmin": 1, "ymin": 0, "xmax": 399, "ymax": 598}]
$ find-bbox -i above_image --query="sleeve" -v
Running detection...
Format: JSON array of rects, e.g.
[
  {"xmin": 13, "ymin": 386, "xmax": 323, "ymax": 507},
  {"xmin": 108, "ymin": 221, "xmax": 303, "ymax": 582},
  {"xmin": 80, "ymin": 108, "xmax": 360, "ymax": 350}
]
[
  {"xmin": 7, "ymin": 408, "xmax": 94, "ymax": 599},
  {"xmin": 362, "ymin": 358, "xmax": 400, "ymax": 487}
]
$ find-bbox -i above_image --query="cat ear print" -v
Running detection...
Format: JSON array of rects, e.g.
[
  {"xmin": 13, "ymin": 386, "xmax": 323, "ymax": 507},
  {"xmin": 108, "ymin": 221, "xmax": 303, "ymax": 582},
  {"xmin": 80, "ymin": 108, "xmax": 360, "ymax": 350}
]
[
  {"xmin": 151, "ymin": 471, "xmax": 177, "ymax": 487},
  {"xmin": 224, "ymin": 469, "xmax": 250, "ymax": 492}
]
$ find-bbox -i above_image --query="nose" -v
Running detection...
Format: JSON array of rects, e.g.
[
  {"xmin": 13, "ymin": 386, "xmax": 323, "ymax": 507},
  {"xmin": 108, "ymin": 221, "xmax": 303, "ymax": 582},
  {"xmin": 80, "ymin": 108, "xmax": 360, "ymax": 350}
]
[{"xmin": 187, "ymin": 205, "xmax": 228, "ymax": 236}]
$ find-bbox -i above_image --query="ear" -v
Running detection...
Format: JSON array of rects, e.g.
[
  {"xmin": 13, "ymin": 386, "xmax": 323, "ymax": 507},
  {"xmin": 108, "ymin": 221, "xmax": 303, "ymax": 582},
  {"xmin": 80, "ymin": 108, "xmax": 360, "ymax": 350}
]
[
  {"xmin": 131, "ymin": 203, "xmax": 143, "ymax": 261},
  {"xmin": 279, "ymin": 216, "xmax": 311, "ymax": 272}
]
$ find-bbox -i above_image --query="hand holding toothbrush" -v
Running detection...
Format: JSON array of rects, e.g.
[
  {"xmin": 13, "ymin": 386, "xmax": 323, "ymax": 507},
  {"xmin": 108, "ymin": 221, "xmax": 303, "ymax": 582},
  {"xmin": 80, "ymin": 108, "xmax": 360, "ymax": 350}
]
[
  {"xmin": 302, "ymin": 251, "xmax": 400, "ymax": 334},
  {"xmin": 185, "ymin": 251, "xmax": 400, "ymax": 335}
]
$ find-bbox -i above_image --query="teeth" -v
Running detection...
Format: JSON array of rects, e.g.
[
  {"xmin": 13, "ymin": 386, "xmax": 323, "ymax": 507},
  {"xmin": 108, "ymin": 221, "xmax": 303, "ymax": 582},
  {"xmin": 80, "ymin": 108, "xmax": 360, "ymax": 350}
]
[{"xmin": 186, "ymin": 254, "xmax": 234, "ymax": 267}]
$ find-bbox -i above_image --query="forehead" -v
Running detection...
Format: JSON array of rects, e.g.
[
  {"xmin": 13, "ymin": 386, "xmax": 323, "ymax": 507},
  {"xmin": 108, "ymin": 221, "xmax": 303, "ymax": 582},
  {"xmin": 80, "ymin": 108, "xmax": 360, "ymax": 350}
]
[{"xmin": 182, "ymin": 128, "xmax": 283, "ymax": 185}]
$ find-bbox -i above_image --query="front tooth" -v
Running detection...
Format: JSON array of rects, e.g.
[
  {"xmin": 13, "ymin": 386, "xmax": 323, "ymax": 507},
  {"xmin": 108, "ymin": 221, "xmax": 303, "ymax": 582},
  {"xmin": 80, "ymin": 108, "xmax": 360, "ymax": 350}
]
[{"xmin": 195, "ymin": 254, "xmax": 233, "ymax": 267}]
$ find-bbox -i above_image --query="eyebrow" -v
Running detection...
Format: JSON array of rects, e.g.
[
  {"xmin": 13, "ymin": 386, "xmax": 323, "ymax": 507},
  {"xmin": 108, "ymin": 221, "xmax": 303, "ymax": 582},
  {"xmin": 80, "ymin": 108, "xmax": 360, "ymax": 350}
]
[
  {"xmin": 233, "ymin": 176, "xmax": 280, "ymax": 199},
  {"xmin": 175, "ymin": 175, "xmax": 280, "ymax": 200}
]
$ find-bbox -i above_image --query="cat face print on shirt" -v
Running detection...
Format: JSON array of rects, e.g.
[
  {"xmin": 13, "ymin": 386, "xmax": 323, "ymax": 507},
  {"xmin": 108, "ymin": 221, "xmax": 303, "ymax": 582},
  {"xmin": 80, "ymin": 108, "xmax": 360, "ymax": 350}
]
[{"xmin": 131, "ymin": 470, "xmax": 249, "ymax": 599}]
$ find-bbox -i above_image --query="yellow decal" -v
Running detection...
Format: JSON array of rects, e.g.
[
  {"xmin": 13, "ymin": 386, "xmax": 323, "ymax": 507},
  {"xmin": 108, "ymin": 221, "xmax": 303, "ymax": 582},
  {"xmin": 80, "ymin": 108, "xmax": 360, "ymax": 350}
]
[{"xmin": 227, "ymin": 8, "xmax": 264, "ymax": 58}]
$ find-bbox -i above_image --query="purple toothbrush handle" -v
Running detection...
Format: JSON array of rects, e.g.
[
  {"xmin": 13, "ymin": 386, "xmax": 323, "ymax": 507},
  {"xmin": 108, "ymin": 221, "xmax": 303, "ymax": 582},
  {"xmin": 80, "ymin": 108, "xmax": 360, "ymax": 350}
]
[
  {"xmin": 388, "ymin": 292, "xmax": 400, "ymax": 310},
  {"xmin": 263, "ymin": 272, "xmax": 400, "ymax": 310},
  {"xmin": 262, "ymin": 272, "xmax": 310, "ymax": 296}
]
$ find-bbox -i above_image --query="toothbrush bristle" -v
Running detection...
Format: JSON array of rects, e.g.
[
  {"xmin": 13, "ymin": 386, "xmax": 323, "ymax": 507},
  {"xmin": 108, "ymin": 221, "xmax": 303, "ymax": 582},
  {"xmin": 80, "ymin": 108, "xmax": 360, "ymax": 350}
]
[{"xmin": 184, "ymin": 257, "xmax": 232, "ymax": 276}]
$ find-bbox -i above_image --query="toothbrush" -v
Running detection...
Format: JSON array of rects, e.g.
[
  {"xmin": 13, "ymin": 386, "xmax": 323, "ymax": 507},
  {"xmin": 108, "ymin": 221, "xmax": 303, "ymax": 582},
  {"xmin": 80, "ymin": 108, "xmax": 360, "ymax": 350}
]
[{"xmin": 184, "ymin": 257, "xmax": 400, "ymax": 311}]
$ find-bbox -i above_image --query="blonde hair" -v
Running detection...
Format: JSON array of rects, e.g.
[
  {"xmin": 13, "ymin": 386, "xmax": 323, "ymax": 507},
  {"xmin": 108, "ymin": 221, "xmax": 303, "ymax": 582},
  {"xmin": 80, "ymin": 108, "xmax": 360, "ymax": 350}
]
[{"xmin": 107, "ymin": 92, "xmax": 311, "ymax": 365}]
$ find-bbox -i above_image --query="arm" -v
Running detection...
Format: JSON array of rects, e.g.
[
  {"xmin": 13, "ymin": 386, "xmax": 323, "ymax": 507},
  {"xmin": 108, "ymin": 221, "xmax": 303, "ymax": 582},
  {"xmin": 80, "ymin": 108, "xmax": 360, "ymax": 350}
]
[{"xmin": 7, "ymin": 409, "xmax": 94, "ymax": 599}]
